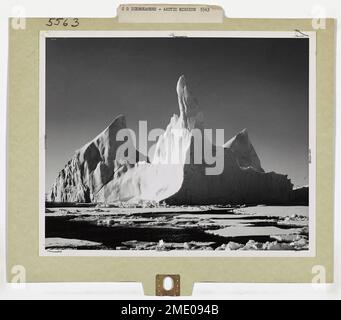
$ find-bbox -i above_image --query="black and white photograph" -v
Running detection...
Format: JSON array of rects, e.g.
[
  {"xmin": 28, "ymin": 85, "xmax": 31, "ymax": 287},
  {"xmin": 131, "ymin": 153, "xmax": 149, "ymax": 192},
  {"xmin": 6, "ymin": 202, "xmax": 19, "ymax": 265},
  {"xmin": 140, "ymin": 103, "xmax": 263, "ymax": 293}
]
[{"xmin": 41, "ymin": 31, "xmax": 315, "ymax": 255}]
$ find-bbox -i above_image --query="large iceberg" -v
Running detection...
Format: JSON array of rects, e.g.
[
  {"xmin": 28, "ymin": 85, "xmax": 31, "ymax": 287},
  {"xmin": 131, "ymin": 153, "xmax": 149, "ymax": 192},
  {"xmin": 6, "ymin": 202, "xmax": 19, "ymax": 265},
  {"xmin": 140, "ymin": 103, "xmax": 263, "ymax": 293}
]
[{"xmin": 50, "ymin": 75, "xmax": 301, "ymax": 205}]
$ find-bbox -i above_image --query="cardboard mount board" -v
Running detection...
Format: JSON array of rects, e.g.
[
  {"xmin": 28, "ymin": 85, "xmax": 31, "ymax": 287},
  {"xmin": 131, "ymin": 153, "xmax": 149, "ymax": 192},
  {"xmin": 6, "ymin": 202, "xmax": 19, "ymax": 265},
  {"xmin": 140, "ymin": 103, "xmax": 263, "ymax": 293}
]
[{"xmin": 7, "ymin": 4, "xmax": 335, "ymax": 295}]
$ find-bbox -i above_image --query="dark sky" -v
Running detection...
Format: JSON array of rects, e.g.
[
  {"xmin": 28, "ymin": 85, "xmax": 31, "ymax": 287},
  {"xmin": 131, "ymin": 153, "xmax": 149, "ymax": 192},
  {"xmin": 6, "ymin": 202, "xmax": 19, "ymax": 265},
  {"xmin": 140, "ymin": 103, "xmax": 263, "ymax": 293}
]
[{"xmin": 46, "ymin": 37, "xmax": 309, "ymax": 191}]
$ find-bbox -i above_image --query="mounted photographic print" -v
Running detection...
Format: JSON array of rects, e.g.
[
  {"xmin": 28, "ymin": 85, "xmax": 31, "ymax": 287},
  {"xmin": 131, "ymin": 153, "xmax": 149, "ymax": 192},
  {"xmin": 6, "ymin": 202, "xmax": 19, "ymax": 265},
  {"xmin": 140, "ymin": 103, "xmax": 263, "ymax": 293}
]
[
  {"xmin": 40, "ymin": 31, "xmax": 316, "ymax": 256},
  {"xmin": 7, "ymin": 11, "xmax": 335, "ymax": 292}
]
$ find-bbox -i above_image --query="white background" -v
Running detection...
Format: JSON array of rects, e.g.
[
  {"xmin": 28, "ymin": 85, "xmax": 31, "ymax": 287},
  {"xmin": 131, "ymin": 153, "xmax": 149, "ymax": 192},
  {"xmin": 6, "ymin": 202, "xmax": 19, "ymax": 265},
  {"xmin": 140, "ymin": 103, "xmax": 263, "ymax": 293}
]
[{"xmin": 0, "ymin": 0, "xmax": 340, "ymax": 300}]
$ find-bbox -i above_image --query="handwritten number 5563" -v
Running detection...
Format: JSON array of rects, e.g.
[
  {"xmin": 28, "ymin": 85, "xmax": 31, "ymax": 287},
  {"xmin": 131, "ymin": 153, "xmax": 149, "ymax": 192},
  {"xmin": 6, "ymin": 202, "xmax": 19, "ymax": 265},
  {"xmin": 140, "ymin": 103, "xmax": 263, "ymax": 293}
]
[{"xmin": 46, "ymin": 18, "xmax": 79, "ymax": 27}]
